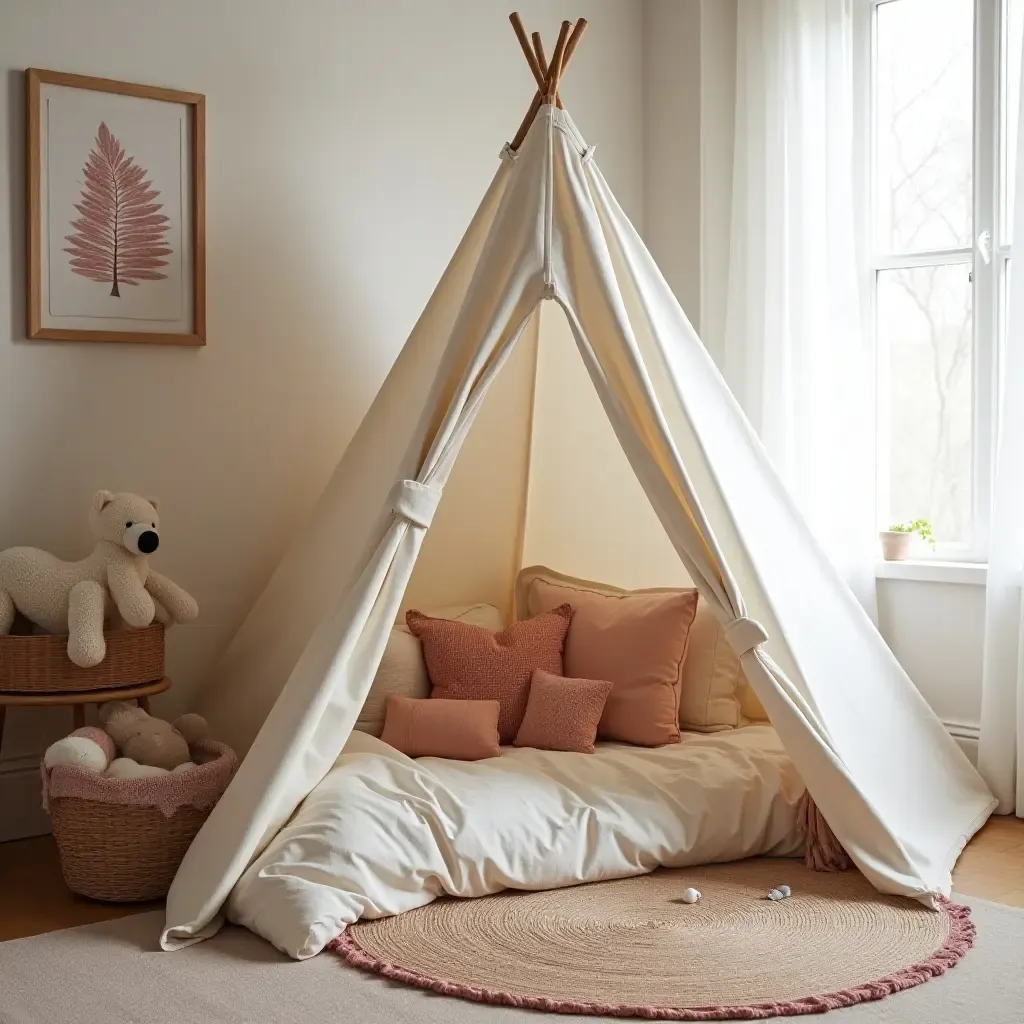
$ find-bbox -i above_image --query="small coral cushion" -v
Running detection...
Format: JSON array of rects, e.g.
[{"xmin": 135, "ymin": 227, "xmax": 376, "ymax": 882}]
[
  {"xmin": 381, "ymin": 696, "xmax": 501, "ymax": 760},
  {"xmin": 514, "ymin": 669, "xmax": 614, "ymax": 754},
  {"xmin": 406, "ymin": 604, "xmax": 572, "ymax": 743}
]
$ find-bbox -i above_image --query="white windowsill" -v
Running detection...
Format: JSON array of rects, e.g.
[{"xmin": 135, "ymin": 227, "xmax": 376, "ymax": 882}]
[{"xmin": 874, "ymin": 559, "xmax": 988, "ymax": 586}]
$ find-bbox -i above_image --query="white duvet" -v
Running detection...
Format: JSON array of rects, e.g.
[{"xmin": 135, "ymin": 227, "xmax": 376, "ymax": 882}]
[{"xmin": 228, "ymin": 725, "xmax": 806, "ymax": 958}]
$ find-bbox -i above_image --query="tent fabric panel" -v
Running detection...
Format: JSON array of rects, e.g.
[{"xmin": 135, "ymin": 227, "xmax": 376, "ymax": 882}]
[
  {"xmin": 164, "ymin": 147, "xmax": 546, "ymax": 950},
  {"xmin": 578, "ymin": 154, "xmax": 995, "ymax": 892}
]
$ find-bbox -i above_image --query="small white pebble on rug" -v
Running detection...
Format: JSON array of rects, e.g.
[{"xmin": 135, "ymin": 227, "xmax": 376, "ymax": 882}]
[
  {"xmin": 778, "ymin": 885, "xmax": 791, "ymax": 897},
  {"xmin": 681, "ymin": 887, "xmax": 701, "ymax": 904},
  {"xmin": 767, "ymin": 888, "xmax": 786, "ymax": 901}
]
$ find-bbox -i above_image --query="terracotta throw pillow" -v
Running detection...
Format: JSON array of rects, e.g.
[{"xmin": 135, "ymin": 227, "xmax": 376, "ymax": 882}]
[
  {"xmin": 514, "ymin": 668, "xmax": 614, "ymax": 754},
  {"xmin": 406, "ymin": 604, "xmax": 572, "ymax": 743},
  {"xmin": 355, "ymin": 602, "xmax": 505, "ymax": 737},
  {"xmin": 380, "ymin": 696, "xmax": 500, "ymax": 760},
  {"xmin": 525, "ymin": 575, "xmax": 698, "ymax": 746}
]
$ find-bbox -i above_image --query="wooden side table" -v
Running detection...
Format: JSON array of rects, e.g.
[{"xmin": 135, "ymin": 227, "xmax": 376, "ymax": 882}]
[{"xmin": 0, "ymin": 678, "xmax": 172, "ymax": 757}]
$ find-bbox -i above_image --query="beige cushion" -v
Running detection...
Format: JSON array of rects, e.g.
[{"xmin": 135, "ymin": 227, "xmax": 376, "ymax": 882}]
[
  {"xmin": 516, "ymin": 566, "xmax": 768, "ymax": 731},
  {"xmin": 354, "ymin": 602, "xmax": 505, "ymax": 737}
]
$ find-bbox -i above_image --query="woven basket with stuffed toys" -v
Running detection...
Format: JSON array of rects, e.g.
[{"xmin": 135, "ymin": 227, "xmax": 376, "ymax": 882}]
[{"xmin": 42, "ymin": 704, "xmax": 235, "ymax": 901}]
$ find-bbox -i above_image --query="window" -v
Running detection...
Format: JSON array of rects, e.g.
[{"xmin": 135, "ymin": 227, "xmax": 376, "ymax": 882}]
[{"xmin": 863, "ymin": 0, "xmax": 1023, "ymax": 559}]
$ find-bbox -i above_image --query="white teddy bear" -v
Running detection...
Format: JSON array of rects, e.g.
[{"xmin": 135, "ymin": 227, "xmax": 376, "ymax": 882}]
[{"xmin": 0, "ymin": 491, "xmax": 198, "ymax": 667}]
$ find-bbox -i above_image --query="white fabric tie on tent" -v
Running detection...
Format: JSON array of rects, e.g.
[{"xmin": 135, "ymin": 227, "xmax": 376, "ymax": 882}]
[
  {"xmin": 389, "ymin": 480, "xmax": 443, "ymax": 529},
  {"xmin": 162, "ymin": 105, "xmax": 994, "ymax": 952}
]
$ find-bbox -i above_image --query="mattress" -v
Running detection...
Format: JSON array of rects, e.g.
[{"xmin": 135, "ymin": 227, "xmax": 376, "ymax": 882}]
[{"xmin": 227, "ymin": 724, "xmax": 806, "ymax": 958}]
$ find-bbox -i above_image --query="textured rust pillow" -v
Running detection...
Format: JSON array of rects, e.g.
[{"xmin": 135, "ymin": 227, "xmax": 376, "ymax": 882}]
[
  {"xmin": 380, "ymin": 696, "xmax": 501, "ymax": 760},
  {"xmin": 406, "ymin": 604, "xmax": 572, "ymax": 743},
  {"xmin": 514, "ymin": 668, "xmax": 614, "ymax": 754}
]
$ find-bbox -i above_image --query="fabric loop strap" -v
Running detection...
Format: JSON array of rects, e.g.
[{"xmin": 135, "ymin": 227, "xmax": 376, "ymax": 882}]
[
  {"xmin": 389, "ymin": 479, "xmax": 442, "ymax": 529},
  {"xmin": 723, "ymin": 616, "xmax": 769, "ymax": 656}
]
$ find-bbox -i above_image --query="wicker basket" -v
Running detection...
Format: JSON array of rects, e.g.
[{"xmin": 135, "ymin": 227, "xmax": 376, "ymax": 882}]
[
  {"xmin": 46, "ymin": 740, "xmax": 235, "ymax": 902},
  {"xmin": 0, "ymin": 624, "xmax": 164, "ymax": 694},
  {"xmin": 50, "ymin": 800, "xmax": 210, "ymax": 901}
]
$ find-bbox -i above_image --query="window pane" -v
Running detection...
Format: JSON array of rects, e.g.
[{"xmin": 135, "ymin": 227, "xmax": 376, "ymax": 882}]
[
  {"xmin": 1003, "ymin": 0, "xmax": 1024, "ymax": 240},
  {"xmin": 875, "ymin": 0, "xmax": 974, "ymax": 254},
  {"xmin": 880, "ymin": 264, "xmax": 973, "ymax": 543}
]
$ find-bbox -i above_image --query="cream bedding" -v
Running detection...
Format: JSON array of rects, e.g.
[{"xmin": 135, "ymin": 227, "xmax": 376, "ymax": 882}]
[{"xmin": 227, "ymin": 724, "xmax": 805, "ymax": 959}]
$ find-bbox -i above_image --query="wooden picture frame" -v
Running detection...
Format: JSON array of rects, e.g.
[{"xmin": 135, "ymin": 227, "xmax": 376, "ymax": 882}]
[{"xmin": 26, "ymin": 69, "xmax": 206, "ymax": 346}]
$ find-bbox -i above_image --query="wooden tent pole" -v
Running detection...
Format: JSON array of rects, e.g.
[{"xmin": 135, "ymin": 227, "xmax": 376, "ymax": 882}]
[
  {"xmin": 532, "ymin": 32, "xmax": 564, "ymax": 110},
  {"xmin": 509, "ymin": 16, "xmax": 588, "ymax": 151},
  {"xmin": 545, "ymin": 21, "xmax": 572, "ymax": 105},
  {"xmin": 532, "ymin": 31, "xmax": 547, "ymax": 71},
  {"xmin": 510, "ymin": 95, "xmax": 544, "ymax": 152},
  {"xmin": 509, "ymin": 12, "xmax": 547, "ymax": 92},
  {"xmin": 562, "ymin": 18, "xmax": 589, "ymax": 68}
]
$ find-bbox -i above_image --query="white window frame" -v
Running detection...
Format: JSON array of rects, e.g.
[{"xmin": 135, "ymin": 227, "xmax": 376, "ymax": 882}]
[{"xmin": 855, "ymin": 0, "xmax": 1012, "ymax": 564}]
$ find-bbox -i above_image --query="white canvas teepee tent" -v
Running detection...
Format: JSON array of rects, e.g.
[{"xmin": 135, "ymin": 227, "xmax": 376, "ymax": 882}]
[{"xmin": 162, "ymin": 16, "xmax": 995, "ymax": 951}]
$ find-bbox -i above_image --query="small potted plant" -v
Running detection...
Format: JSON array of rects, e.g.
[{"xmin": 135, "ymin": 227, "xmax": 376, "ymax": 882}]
[{"xmin": 879, "ymin": 519, "xmax": 936, "ymax": 561}]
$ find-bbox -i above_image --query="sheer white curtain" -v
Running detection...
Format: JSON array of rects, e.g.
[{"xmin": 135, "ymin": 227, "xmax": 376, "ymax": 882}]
[
  {"xmin": 723, "ymin": 0, "xmax": 876, "ymax": 614},
  {"xmin": 978, "ymin": 31, "xmax": 1024, "ymax": 818}
]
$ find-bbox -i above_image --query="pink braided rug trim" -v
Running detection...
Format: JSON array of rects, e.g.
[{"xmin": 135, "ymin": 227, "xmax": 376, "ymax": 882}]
[{"xmin": 330, "ymin": 896, "xmax": 974, "ymax": 1020}]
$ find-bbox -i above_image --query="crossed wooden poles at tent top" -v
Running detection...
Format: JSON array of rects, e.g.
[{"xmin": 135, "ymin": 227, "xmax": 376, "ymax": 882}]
[{"xmin": 509, "ymin": 12, "xmax": 588, "ymax": 150}]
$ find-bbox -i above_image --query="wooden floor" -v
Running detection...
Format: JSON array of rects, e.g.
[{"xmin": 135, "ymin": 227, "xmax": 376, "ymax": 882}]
[
  {"xmin": 1, "ymin": 816, "xmax": 1022, "ymax": 943},
  {"xmin": 0, "ymin": 833, "xmax": 162, "ymax": 942}
]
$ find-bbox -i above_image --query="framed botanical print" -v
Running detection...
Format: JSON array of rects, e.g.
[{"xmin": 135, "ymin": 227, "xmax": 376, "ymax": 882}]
[{"xmin": 26, "ymin": 69, "xmax": 206, "ymax": 346}]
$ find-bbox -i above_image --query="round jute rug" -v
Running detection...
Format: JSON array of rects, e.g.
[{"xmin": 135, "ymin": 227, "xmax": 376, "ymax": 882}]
[{"xmin": 331, "ymin": 860, "xmax": 974, "ymax": 1020}]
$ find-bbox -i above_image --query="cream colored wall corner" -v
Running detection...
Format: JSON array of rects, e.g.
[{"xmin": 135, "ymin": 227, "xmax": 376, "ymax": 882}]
[{"xmin": 519, "ymin": 304, "xmax": 692, "ymax": 592}]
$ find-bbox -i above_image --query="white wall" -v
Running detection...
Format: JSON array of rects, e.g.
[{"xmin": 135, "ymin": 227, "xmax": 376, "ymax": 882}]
[
  {"xmin": 642, "ymin": 0, "xmax": 702, "ymax": 327},
  {"xmin": 0, "ymin": 0, "xmax": 644, "ymax": 838},
  {"xmin": 640, "ymin": 0, "xmax": 987, "ymax": 758},
  {"xmin": 642, "ymin": 0, "xmax": 735, "ymax": 364},
  {"xmin": 877, "ymin": 578, "xmax": 985, "ymax": 759}
]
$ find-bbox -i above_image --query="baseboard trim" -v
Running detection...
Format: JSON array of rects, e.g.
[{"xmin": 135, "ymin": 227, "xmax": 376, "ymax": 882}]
[
  {"xmin": 0, "ymin": 756, "xmax": 50, "ymax": 842},
  {"xmin": 943, "ymin": 719, "xmax": 980, "ymax": 765}
]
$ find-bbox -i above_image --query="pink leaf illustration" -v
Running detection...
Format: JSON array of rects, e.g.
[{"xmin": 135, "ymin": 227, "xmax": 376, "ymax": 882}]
[{"xmin": 63, "ymin": 122, "xmax": 172, "ymax": 297}]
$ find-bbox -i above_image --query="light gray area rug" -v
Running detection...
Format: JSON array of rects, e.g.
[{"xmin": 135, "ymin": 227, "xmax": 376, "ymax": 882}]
[{"xmin": 0, "ymin": 897, "xmax": 1021, "ymax": 1023}]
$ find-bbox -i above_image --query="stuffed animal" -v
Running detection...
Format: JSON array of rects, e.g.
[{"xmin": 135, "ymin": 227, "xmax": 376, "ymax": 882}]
[
  {"xmin": 106, "ymin": 757, "xmax": 197, "ymax": 779},
  {"xmin": 0, "ymin": 490, "xmax": 198, "ymax": 667},
  {"xmin": 99, "ymin": 702, "xmax": 208, "ymax": 771},
  {"xmin": 43, "ymin": 726, "xmax": 116, "ymax": 771},
  {"xmin": 44, "ymin": 705, "xmax": 210, "ymax": 776}
]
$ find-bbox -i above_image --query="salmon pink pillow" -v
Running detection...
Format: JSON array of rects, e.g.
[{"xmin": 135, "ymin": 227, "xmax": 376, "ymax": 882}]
[
  {"xmin": 514, "ymin": 669, "xmax": 614, "ymax": 754},
  {"xmin": 380, "ymin": 696, "xmax": 500, "ymax": 760},
  {"xmin": 525, "ymin": 576, "xmax": 698, "ymax": 746},
  {"xmin": 406, "ymin": 604, "xmax": 572, "ymax": 743}
]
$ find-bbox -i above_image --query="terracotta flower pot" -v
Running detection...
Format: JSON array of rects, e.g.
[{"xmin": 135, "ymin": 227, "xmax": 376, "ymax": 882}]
[{"xmin": 879, "ymin": 531, "xmax": 912, "ymax": 561}]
